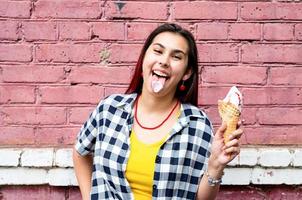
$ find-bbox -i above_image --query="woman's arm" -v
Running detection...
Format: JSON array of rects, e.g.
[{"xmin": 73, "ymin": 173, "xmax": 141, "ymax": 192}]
[
  {"xmin": 196, "ymin": 158, "xmax": 224, "ymax": 200},
  {"xmin": 196, "ymin": 123, "xmax": 243, "ymax": 200},
  {"xmin": 72, "ymin": 147, "xmax": 93, "ymax": 200}
]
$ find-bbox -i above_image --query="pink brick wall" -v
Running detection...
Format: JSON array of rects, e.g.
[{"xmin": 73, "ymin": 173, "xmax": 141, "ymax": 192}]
[{"xmin": 0, "ymin": 0, "xmax": 301, "ymax": 198}]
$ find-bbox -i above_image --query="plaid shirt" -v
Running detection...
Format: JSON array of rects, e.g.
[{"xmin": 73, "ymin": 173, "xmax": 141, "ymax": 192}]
[{"xmin": 75, "ymin": 93, "xmax": 213, "ymax": 200}]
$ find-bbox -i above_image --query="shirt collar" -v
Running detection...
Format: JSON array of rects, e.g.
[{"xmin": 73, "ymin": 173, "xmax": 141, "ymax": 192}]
[
  {"xmin": 171, "ymin": 103, "xmax": 205, "ymax": 135},
  {"xmin": 115, "ymin": 93, "xmax": 205, "ymax": 128},
  {"xmin": 115, "ymin": 93, "xmax": 138, "ymax": 114}
]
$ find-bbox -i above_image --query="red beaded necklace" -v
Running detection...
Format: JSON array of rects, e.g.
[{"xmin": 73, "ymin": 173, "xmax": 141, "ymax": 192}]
[{"xmin": 134, "ymin": 96, "xmax": 179, "ymax": 130}]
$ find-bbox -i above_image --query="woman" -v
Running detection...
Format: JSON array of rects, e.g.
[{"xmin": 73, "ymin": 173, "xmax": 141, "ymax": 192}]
[{"xmin": 73, "ymin": 23, "xmax": 243, "ymax": 200}]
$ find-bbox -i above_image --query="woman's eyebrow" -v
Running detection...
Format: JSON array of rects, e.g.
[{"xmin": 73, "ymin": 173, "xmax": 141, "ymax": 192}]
[{"xmin": 153, "ymin": 43, "xmax": 186, "ymax": 55}]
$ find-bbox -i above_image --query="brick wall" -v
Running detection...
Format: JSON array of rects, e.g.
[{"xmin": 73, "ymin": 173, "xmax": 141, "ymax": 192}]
[{"xmin": 0, "ymin": 0, "xmax": 302, "ymax": 199}]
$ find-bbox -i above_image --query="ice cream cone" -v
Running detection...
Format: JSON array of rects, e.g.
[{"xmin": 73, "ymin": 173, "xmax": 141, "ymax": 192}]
[{"xmin": 218, "ymin": 100, "xmax": 240, "ymax": 144}]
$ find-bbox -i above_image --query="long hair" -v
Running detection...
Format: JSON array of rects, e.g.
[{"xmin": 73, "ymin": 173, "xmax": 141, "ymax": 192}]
[{"xmin": 125, "ymin": 23, "xmax": 199, "ymax": 106}]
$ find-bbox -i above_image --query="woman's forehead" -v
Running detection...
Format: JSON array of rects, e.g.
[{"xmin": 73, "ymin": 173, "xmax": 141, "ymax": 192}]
[{"xmin": 151, "ymin": 32, "xmax": 189, "ymax": 53}]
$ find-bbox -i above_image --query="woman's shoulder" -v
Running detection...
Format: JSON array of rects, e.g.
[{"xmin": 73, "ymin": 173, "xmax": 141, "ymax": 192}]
[
  {"xmin": 181, "ymin": 103, "xmax": 212, "ymax": 127},
  {"xmin": 100, "ymin": 93, "xmax": 137, "ymax": 106},
  {"xmin": 182, "ymin": 103, "xmax": 208, "ymax": 119}
]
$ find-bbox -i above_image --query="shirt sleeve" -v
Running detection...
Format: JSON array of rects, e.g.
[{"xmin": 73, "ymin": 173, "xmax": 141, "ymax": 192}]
[
  {"xmin": 75, "ymin": 101, "xmax": 102, "ymax": 156},
  {"xmin": 199, "ymin": 116, "xmax": 214, "ymax": 175}
]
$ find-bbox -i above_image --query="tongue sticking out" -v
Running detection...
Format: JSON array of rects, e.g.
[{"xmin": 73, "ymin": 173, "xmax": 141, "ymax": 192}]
[{"xmin": 151, "ymin": 75, "xmax": 166, "ymax": 93}]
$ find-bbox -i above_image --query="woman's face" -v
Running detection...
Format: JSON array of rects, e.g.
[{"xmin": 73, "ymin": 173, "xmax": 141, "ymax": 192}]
[{"xmin": 142, "ymin": 32, "xmax": 191, "ymax": 97}]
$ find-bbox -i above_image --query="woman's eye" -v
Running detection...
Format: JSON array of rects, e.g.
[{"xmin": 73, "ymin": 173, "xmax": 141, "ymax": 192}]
[
  {"xmin": 173, "ymin": 55, "xmax": 182, "ymax": 60},
  {"xmin": 154, "ymin": 49, "xmax": 162, "ymax": 54}
]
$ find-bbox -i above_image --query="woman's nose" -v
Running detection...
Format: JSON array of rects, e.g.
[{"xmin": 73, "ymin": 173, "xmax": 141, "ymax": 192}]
[{"xmin": 158, "ymin": 54, "xmax": 169, "ymax": 67}]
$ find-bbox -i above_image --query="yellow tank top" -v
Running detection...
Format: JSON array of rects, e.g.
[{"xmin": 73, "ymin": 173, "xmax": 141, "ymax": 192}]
[{"xmin": 125, "ymin": 130, "xmax": 167, "ymax": 200}]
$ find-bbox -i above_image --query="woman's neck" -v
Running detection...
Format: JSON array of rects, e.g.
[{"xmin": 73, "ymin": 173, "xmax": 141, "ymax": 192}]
[{"xmin": 139, "ymin": 91, "xmax": 177, "ymax": 114}]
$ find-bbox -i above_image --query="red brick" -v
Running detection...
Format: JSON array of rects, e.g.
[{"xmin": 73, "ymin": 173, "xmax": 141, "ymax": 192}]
[
  {"xmin": 244, "ymin": 126, "xmax": 302, "ymax": 145},
  {"xmin": 203, "ymin": 106, "xmax": 220, "ymax": 125},
  {"xmin": 202, "ymin": 66, "xmax": 267, "ymax": 85},
  {"xmin": 0, "ymin": 20, "xmax": 19, "ymax": 41},
  {"xmin": 242, "ymin": 88, "xmax": 268, "ymax": 105},
  {"xmin": 198, "ymin": 87, "xmax": 230, "ymax": 106},
  {"xmin": 266, "ymin": 185, "xmax": 302, "ymax": 199},
  {"xmin": 0, "ymin": 126, "xmax": 35, "ymax": 145},
  {"xmin": 295, "ymin": 24, "xmax": 302, "ymax": 40},
  {"xmin": 69, "ymin": 66, "xmax": 131, "ymax": 84},
  {"xmin": 242, "ymin": 44, "xmax": 302, "ymax": 63},
  {"xmin": 92, "ymin": 22, "xmax": 124, "ymax": 40},
  {"xmin": 269, "ymin": 87, "xmax": 302, "ymax": 105},
  {"xmin": 0, "ymin": 44, "xmax": 32, "ymax": 62},
  {"xmin": 36, "ymin": 43, "xmax": 105, "ymax": 63},
  {"xmin": 258, "ymin": 108, "xmax": 302, "ymax": 125},
  {"xmin": 219, "ymin": 185, "xmax": 302, "ymax": 199},
  {"xmin": 0, "ymin": 185, "xmax": 66, "ymax": 200},
  {"xmin": 35, "ymin": 127, "xmax": 79, "ymax": 146},
  {"xmin": 23, "ymin": 21, "xmax": 57, "ymax": 41},
  {"xmin": 1, "ymin": 107, "xmax": 66, "ymax": 125},
  {"xmin": 217, "ymin": 186, "xmax": 266, "ymax": 199},
  {"xmin": 106, "ymin": 1, "xmax": 168, "ymax": 20},
  {"xmin": 69, "ymin": 107, "xmax": 95, "ymax": 124},
  {"xmin": 127, "ymin": 23, "xmax": 158, "ymax": 40},
  {"xmin": 270, "ymin": 67, "xmax": 302, "ymax": 85},
  {"xmin": 277, "ymin": 3, "xmax": 302, "ymax": 20},
  {"xmin": 110, "ymin": 44, "xmax": 142, "ymax": 63},
  {"xmin": 34, "ymin": 0, "xmax": 101, "ymax": 19},
  {"xmin": 241, "ymin": 2, "xmax": 302, "ymax": 20},
  {"xmin": 2, "ymin": 65, "xmax": 65, "ymax": 83},
  {"xmin": 241, "ymin": 107, "xmax": 258, "ymax": 126},
  {"xmin": 39, "ymin": 86, "xmax": 104, "ymax": 104},
  {"xmin": 104, "ymin": 87, "xmax": 127, "ymax": 97},
  {"xmin": 229, "ymin": 23, "xmax": 261, "ymax": 40},
  {"xmin": 243, "ymin": 87, "xmax": 302, "ymax": 105},
  {"xmin": 0, "ymin": 1, "xmax": 31, "ymax": 18},
  {"xmin": 174, "ymin": 2, "xmax": 237, "ymax": 20},
  {"xmin": 0, "ymin": 86, "xmax": 35, "ymax": 103},
  {"xmin": 198, "ymin": 44, "xmax": 239, "ymax": 63},
  {"xmin": 264, "ymin": 23, "xmax": 294, "ymax": 40},
  {"xmin": 196, "ymin": 23, "xmax": 228, "ymax": 40},
  {"xmin": 59, "ymin": 22, "xmax": 90, "ymax": 41},
  {"xmin": 241, "ymin": 3, "xmax": 276, "ymax": 20},
  {"xmin": 68, "ymin": 187, "xmax": 82, "ymax": 200}
]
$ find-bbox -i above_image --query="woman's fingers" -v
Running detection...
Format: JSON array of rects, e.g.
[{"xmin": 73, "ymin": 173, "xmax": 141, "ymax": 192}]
[
  {"xmin": 216, "ymin": 122, "xmax": 227, "ymax": 138},
  {"xmin": 224, "ymin": 146, "xmax": 240, "ymax": 155},
  {"xmin": 237, "ymin": 119, "xmax": 245, "ymax": 129},
  {"xmin": 223, "ymin": 138, "xmax": 239, "ymax": 150},
  {"xmin": 228, "ymin": 128, "xmax": 244, "ymax": 141}
]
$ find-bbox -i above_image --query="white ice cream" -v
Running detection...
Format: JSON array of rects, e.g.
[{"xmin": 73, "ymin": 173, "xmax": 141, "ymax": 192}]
[{"xmin": 222, "ymin": 86, "xmax": 243, "ymax": 111}]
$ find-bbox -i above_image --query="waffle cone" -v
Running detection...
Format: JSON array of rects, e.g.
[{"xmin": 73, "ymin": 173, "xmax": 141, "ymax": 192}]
[{"xmin": 218, "ymin": 100, "xmax": 240, "ymax": 144}]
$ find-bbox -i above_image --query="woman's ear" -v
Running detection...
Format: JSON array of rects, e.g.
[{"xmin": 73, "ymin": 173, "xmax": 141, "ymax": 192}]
[{"xmin": 182, "ymin": 68, "xmax": 192, "ymax": 81}]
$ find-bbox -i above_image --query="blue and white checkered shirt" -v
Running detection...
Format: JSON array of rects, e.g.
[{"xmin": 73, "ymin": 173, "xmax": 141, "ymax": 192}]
[{"xmin": 75, "ymin": 93, "xmax": 213, "ymax": 200}]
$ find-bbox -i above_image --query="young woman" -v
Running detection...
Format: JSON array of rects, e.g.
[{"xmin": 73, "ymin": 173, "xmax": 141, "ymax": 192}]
[{"xmin": 73, "ymin": 23, "xmax": 243, "ymax": 200}]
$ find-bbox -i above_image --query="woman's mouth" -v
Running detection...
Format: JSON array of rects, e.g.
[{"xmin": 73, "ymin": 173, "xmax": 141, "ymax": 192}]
[
  {"xmin": 151, "ymin": 70, "xmax": 169, "ymax": 93},
  {"xmin": 152, "ymin": 70, "xmax": 169, "ymax": 79}
]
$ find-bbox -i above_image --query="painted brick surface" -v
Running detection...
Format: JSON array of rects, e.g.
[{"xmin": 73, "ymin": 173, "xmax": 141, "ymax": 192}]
[
  {"xmin": 1, "ymin": 147, "xmax": 301, "ymax": 186},
  {"xmin": 1, "ymin": 0, "xmax": 302, "ymax": 198},
  {"xmin": 0, "ymin": 149, "xmax": 21, "ymax": 167},
  {"xmin": 0, "ymin": 168, "xmax": 47, "ymax": 185},
  {"xmin": 55, "ymin": 149, "xmax": 73, "ymax": 167},
  {"xmin": 21, "ymin": 148, "xmax": 54, "ymax": 167},
  {"xmin": 48, "ymin": 168, "xmax": 77, "ymax": 186}
]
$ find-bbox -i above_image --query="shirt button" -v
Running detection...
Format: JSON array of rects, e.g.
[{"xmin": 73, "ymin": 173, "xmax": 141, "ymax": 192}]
[
  {"xmin": 153, "ymin": 184, "xmax": 157, "ymax": 190},
  {"xmin": 155, "ymin": 157, "xmax": 160, "ymax": 163}
]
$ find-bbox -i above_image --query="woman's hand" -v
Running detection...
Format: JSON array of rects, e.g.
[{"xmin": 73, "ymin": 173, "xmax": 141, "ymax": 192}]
[{"xmin": 208, "ymin": 121, "xmax": 244, "ymax": 170}]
